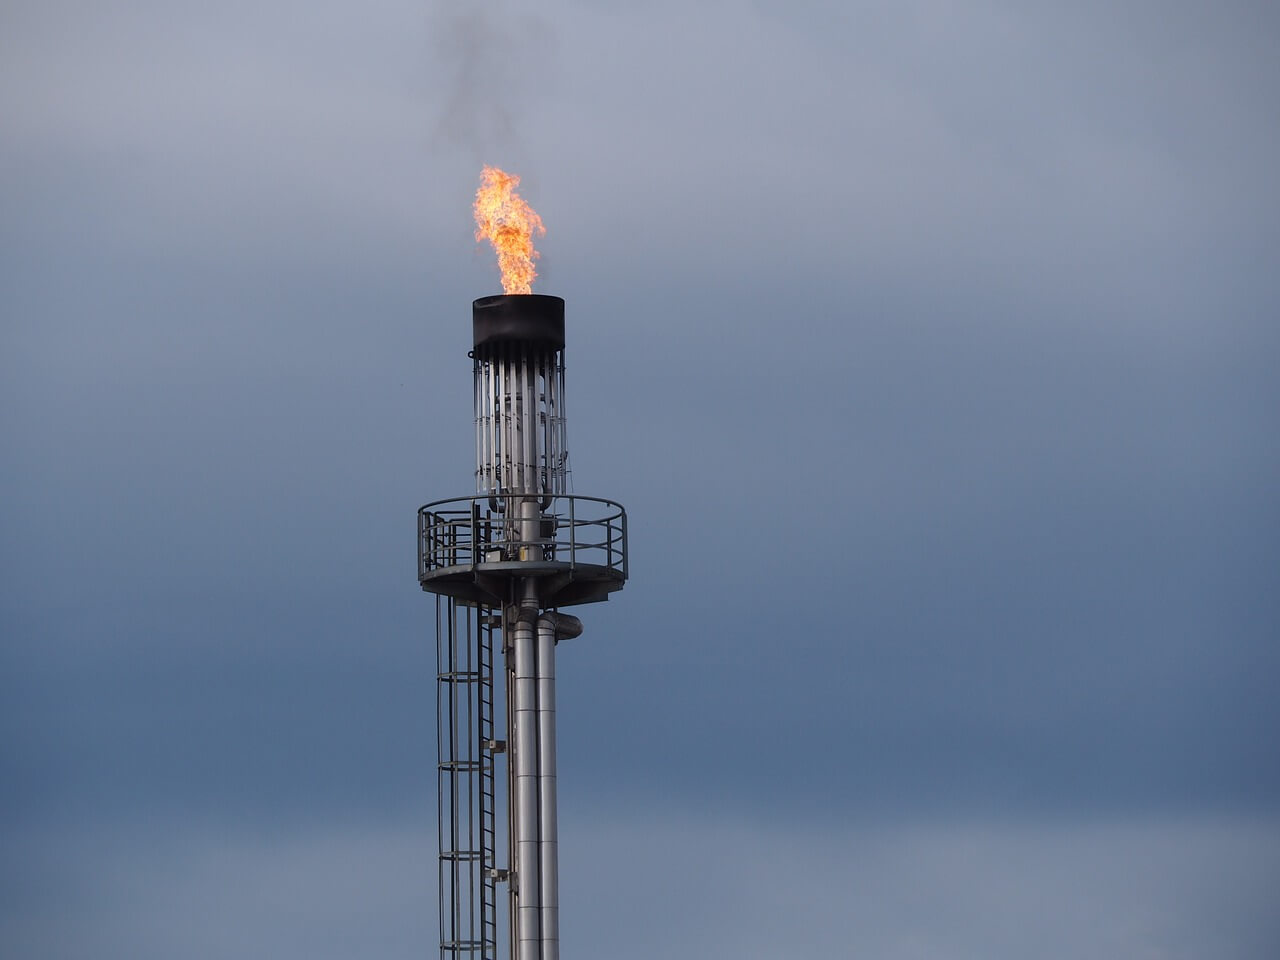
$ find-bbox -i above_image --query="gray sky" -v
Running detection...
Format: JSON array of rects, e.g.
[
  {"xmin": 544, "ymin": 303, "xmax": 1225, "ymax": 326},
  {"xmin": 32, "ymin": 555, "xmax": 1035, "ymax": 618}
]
[{"xmin": 3, "ymin": 1, "xmax": 1278, "ymax": 957}]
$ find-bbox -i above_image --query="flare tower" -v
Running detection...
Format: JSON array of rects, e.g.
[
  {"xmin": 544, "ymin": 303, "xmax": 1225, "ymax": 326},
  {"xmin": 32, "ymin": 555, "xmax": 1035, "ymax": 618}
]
[{"xmin": 418, "ymin": 294, "xmax": 628, "ymax": 960}]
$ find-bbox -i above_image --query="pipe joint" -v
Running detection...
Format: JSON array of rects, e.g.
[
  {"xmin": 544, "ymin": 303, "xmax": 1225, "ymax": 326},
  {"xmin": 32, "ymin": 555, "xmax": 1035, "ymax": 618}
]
[{"xmin": 538, "ymin": 612, "xmax": 583, "ymax": 642}]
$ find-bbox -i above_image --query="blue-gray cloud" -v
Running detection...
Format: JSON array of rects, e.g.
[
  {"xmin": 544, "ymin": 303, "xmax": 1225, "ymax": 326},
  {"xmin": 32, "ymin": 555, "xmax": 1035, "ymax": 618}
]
[
  {"xmin": 2, "ymin": 1, "xmax": 1277, "ymax": 956},
  {"xmin": 5, "ymin": 813, "xmax": 1278, "ymax": 959}
]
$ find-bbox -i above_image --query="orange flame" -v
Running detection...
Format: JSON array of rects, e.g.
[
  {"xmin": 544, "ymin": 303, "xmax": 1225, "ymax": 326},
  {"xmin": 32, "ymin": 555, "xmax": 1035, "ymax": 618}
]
[{"xmin": 473, "ymin": 165, "xmax": 545, "ymax": 295}]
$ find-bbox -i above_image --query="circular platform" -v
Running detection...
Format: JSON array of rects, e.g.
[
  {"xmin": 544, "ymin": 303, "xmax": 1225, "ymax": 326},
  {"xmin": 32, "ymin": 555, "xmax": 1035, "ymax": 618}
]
[{"xmin": 417, "ymin": 495, "xmax": 628, "ymax": 608}]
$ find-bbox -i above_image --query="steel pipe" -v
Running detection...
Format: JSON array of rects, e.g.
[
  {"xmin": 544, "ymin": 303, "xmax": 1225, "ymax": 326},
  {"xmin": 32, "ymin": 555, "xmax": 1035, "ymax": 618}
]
[
  {"xmin": 535, "ymin": 615, "xmax": 559, "ymax": 960},
  {"xmin": 510, "ymin": 591, "xmax": 541, "ymax": 960}
]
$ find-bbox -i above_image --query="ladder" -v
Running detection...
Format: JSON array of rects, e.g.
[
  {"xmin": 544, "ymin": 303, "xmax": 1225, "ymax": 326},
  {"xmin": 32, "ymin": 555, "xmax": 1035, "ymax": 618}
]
[
  {"xmin": 479, "ymin": 610, "xmax": 500, "ymax": 960},
  {"xmin": 437, "ymin": 598, "xmax": 497, "ymax": 959}
]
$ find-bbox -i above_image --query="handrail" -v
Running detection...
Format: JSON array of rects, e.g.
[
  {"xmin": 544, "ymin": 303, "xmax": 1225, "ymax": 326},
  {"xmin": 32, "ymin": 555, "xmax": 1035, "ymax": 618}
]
[{"xmin": 418, "ymin": 494, "xmax": 627, "ymax": 582}]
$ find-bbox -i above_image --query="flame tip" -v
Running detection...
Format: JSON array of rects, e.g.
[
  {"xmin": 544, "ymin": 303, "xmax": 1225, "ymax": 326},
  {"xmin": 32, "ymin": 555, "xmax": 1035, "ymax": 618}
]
[{"xmin": 474, "ymin": 165, "xmax": 545, "ymax": 296}]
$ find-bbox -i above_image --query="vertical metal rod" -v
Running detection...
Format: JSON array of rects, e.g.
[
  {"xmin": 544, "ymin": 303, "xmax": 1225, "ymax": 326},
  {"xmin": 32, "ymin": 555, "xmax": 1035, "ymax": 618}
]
[
  {"xmin": 546, "ymin": 362, "xmax": 555, "ymax": 495},
  {"xmin": 479, "ymin": 357, "xmax": 487, "ymax": 494},
  {"xmin": 539, "ymin": 365, "xmax": 548, "ymax": 497},
  {"xmin": 514, "ymin": 348, "xmax": 524, "ymax": 496},
  {"xmin": 556, "ymin": 354, "xmax": 567, "ymax": 492},
  {"xmin": 522, "ymin": 348, "xmax": 535, "ymax": 495},
  {"xmin": 484, "ymin": 358, "xmax": 491, "ymax": 493},
  {"xmin": 475, "ymin": 356, "xmax": 483, "ymax": 492},
  {"xmin": 498, "ymin": 348, "xmax": 508, "ymax": 495},
  {"xmin": 488, "ymin": 359, "xmax": 498, "ymax": 495},
  {"xmin": 500, "ymin": 349, "xmax": 510, "ymax": 495},
  {"xmin": 513, "ymin": 346, "xmax": 522, "ymax": 494},
  {"xmin": 484, "ymin": 359, "xmax": 493, "ymax": 494}
]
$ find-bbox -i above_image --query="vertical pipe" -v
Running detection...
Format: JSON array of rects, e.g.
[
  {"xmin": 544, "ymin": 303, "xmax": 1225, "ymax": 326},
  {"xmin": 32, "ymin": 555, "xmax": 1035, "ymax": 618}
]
[
  {"xmin": 547, "ymin": 357, "xmax": 554, "ymax": 494},
  {"xmin": 496, "ymin": 348, "xmax": 506, "ymax": 496},
  {"xmin": 538, "ymin": 363, "xmax": 547, "ymax": 498},
  {"xmin": 556, "ymin": 355, "xmax": 566, "ymax": 493},
  {"xmin": 542, "ymin": 358, "xmax": 554, "ymax": 499},
  {"xmin": 535, "ymin": 615, "xmax": 559, "ymax": 960},
  {"xmin": 487, "ymin": 359, "xmax": 497, "ymax": 494},
  {"xmin": 522, "ymin": 348, "xmax": 535, "ymax": 495},
  {"xmin": 481, "ymin": 358, "xmax": 489, "ymax": 493},
  {"xmin": 485, "ymin": 358, "xmax": 490, "ymax": 494},
  {"xmin": 484, "ymin": 359, "xmax": 493, "ymax": 494},
  {"xmin": 494, "ymin": 358, "xmax": 504, "ymax": 499},
  {"xmin": 511, "ymin": 587, "xmax": 541, "ymax": 960},
  {"xmin": 545, "ymin": 361, "xmax": 552, "ymax": 498},
  {"xmin": 476, "ymin": 359, "xmax": 484, "ymax": 494},
  {"xmin": 557, "ymin": 356, "xmax": 566, "ymax": 491},
  {"xmin": 509, "ymin": 347, "xmax": 518, "ymax": 494},
  {"xmin": 516, "ymin": 346, "xmax": 525, "ymax": 493},
  {"xmin": 513, "ymin": 346, "xmax": 524, "ymax": 494},
  {"xmin": 524, "ymin": 361, "xmax": 537, "ymax": 512},
  {"xmin": 509, "ymin": 346, "xmax": 519, "ymax": 495}
]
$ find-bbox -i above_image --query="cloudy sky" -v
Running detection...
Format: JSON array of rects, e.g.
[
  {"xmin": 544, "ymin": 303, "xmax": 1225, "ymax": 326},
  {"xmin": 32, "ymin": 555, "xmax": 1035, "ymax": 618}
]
[{"xmin": 3, "ymin": 1, "xmax": 1278, "ymax": 957}]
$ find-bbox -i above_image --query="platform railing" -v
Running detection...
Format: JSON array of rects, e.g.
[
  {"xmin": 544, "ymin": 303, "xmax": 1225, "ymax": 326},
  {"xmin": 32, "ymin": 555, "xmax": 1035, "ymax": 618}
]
[{"xmin": 418, "ymin": 494, "xmax": 627, "ymax": 583}]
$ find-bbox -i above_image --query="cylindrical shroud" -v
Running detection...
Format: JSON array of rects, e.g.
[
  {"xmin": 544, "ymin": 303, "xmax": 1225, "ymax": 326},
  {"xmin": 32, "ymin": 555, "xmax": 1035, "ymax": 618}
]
[{"xmin": 473, "ymin": 295, "xmax": 568, "ymax": 503}]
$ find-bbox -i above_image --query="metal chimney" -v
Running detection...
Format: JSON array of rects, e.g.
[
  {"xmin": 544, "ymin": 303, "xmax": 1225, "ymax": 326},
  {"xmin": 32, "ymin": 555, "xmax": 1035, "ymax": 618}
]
[{"xmin": 419, "ymin": 294, "xmax": 628, "ymax": 960}]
